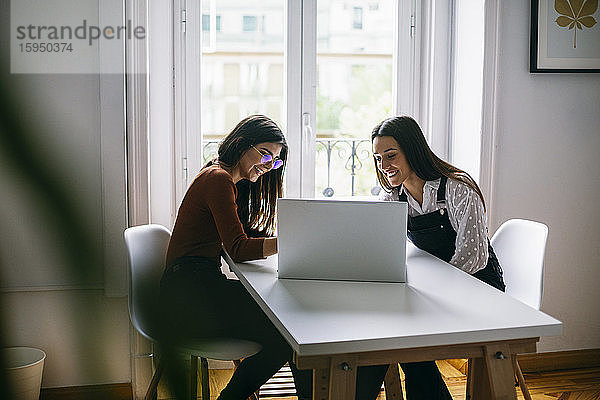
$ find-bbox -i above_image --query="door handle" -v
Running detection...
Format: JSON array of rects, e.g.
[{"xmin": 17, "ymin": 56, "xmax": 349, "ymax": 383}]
[{"xmin": 300, "ymin": 112, "xmax": 313, "ymax": 198}]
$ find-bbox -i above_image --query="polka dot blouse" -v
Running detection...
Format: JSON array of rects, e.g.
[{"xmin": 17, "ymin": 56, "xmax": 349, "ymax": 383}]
[{"xmin": 379, "ymin": 178, "xmax": 489, "ymax": 274}]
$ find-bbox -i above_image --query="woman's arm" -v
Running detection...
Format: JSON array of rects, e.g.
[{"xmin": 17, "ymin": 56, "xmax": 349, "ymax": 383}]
[
  {"xmin": 204, "ymin": 171, "xmax": 266, "ymax": 261},
  {"xmin": 446, "ymin": 180, "xmax": 489, "ymax": 274},
  {"xmin": 263, "ymin": 237, "xmax": 277, "ymax": 257}
]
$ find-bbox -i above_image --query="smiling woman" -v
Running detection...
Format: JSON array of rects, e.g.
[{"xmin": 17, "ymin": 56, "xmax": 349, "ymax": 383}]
[
  {"xmin": 158, "ymin": 115, "xmax": 317, "ymax": 400},
  {"xmin": 371, "ymin": 115, "xmax": 506, "ymax": 400},
  {"xmin": 202, "ymin": 115, "xmax": 288, "ymax": 240},
  {"xmin": 161, "ymin": 113, "xmax": 393, "ymax": 399}
]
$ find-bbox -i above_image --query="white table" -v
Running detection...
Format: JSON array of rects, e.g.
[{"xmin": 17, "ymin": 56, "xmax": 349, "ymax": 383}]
[{"xmin": 224, "ymin": 244, "xmax": 561, "ymax": 399}]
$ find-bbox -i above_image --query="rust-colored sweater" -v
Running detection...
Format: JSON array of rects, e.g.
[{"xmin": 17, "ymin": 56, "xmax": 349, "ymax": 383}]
[{"xmin": 166, "ymin": 165, "xmax": 265, "ymax": 266}]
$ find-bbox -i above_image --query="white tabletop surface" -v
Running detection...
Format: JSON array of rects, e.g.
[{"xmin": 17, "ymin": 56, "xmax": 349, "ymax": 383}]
[{"xmin": 224, "ymin": 244, "xmax": 562, "ymax": 356}]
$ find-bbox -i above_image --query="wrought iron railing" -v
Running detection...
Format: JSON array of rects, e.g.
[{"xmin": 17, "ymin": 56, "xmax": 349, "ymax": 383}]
[{"xmin": 202, "ymin": 138, "xmax": 381, "ymax": 197}]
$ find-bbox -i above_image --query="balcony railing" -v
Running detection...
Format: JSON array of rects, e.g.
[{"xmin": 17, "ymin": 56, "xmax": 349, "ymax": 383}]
[{"xmin": 203, "ymin": 138, "xmax": 381, "ymax": 197}]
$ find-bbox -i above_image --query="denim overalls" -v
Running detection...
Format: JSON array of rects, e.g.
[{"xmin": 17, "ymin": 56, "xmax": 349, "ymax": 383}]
[{"xmin": 399, "ymin": 176, "xmax": 505, "ymax": 291}]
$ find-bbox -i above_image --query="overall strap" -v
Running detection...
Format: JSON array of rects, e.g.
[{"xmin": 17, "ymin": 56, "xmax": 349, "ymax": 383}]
[
  {"xmin": 436, "ymin": 176, "xmax": 448, "ymax": 202},
  {"xmin": 398, "ymin": 178, "xmax": 446, "ymax": 203},
  {"xmin": 398, "ymin": 187, "xmax": 408, "ymax": 202}
]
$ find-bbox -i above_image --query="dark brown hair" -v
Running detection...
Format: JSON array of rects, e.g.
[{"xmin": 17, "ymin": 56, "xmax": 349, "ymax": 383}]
[
  {"xmin": 205, "ymin": 115, "xmax": 287, "ymax": 237},
  {"xmin": 371, "ymin": 116, "xmax": 485, "ymax": 209}
]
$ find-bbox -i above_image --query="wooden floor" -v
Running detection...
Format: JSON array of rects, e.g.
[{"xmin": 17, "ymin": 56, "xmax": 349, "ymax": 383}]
[
  {"xmin": 157, "ymin": 360, "xmax": 600, "ymax": 400},
  {"xmin": 435, "ymin": 360, "xmax": 600, "ymax": 400}
]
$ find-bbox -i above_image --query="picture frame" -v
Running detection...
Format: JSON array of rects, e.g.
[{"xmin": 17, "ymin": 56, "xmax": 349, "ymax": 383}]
[{"xmin": 530, "ymin": 0, "xmax": 600, "ymax": 73}]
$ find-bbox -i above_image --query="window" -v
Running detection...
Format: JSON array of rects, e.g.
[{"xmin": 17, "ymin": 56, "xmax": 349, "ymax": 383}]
[
  {"xmin": 202, "ymin": 14, "xmax": 222, "ymax": 32},
  {"xmin": 316, "ymin": 0, "xmax": 394, "ymax": 197},
  {"xmin": 202, "ymin": 14, "xmax": 210, "ymax": 31},
  {"xmin": 200, "ymin": 3, "xmax": 285, "ymax": 164},
  {"xmin": 352, "ymin": 7, "xmax": 363, "ymax": 30},
  {"xmin": 242, "ymin": 15, "xmax": 258, "ymax": 32},
  {"xmin": 177, "ymin": 0, "xmax": 457, "ymax": 203},
  {"xmin": 450, "ymin": 0, "xmax": 485, "ymax": 180}
]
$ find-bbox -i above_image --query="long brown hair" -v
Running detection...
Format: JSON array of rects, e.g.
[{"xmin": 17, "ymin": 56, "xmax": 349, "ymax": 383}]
[
  {"xmin": 206, "ymin": 115, "xmax": 287, "ymax": 237},
  {"xmin": 371, "ymin": 116, "xmax": 485, "ymax": 210}
]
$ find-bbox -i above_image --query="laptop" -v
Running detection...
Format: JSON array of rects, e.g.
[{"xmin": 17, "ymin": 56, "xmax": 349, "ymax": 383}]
[{"xmin": 276, "ymin": 198, "xmax": 408, "ymax": 282}]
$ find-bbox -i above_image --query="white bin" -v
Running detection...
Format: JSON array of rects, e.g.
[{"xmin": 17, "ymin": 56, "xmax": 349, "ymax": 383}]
[{"xmin": 3, "ymin": 347, "xmax": 46, "ymax": 400}]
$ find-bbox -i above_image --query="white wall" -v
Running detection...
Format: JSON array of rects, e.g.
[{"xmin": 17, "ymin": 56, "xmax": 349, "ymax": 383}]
[
  {"xmin": 490, "ymin": 1, "xmax": 600, "ymax": 351},
  {"xmin": 0, "ymin": 0, "xmax": 130, "ymax": 387},
  {"xmin": 0, "ymin": 72, "xmax": 132, "ymax": 387},
  {"xmin": 1, "ymin": 290, "xmax": 130, "ymax": 387}
]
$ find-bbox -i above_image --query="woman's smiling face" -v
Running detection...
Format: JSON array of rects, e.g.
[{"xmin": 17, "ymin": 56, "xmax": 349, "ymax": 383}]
[
  {"xmin": 372, "ymin": 135, "xmax": 413, "ymax": 187},
  {"xmin": 237, "ymin": 141, "xmax": 283, "ymax": 182}
]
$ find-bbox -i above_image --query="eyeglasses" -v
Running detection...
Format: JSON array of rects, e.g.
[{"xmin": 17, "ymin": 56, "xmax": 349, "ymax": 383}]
[{"xmin": 251, "ymin": 145, "xmax": 284, "ymax": 170}]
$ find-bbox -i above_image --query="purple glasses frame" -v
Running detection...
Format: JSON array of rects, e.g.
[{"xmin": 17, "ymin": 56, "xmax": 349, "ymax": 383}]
[{"xmin": 251, "ymin": 145, "xmax": 284, "ymax": 170}]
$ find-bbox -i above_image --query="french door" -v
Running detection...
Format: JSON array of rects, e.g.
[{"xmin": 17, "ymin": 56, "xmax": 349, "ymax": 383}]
[
  {"xmin": 181, "ymin": 0, "xmax": 419, "ymax": 201},
  {"xmin": 287, "ymin": 0, "xmax": 412, "ymax": 198}
]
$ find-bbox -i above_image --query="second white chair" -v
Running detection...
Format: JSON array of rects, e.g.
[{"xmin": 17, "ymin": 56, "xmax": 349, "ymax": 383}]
[
  {"xmin": 467, "ymin": 218, "xmax": 549, "ymax": 400},
  {"xmin": 491, "ymin": 218, "xmax": 548, "ymax": 310}
]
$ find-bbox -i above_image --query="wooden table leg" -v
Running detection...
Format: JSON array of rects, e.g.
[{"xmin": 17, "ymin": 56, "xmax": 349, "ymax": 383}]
[
  {"xmin": 470, "ymin": 357, "xmax": 491, "ymax": 399},
  {"xmin": 513, "ymin": 357, "xmax": 532, "ymax": 400},
  {"xmin": 144, "ymin": 358, "xmax": 164, "ymax": 400},
  {"xmin": 200, "ymin": 357, "xmax": 210, "ymax": 400},
  {"xmin": 384, "ymin": 363, "xmax": 404, "ymax": 400},
  {"xmin": 466, "ymin": 358, "xmax": 474, "ymax": 400},
  {"xmin": 313, "ymin": 368, "xmax": 330, "ymax": 400},
  {"xmin": 328, "ymin": 355, "xmax": 358, "ymax": 400},
  {"xmin": 190, "ymin": 355, "xmax": 198, "ymax": 400},
  {"xmin": 482, "ymin": 344, "xmax": 517, "ymax": 400}
]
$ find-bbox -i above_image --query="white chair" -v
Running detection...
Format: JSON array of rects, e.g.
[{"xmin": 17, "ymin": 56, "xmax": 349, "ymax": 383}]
[
  {"xmin": 125, "ymin": 224, "xmax": 262, "ymax": 400},
  {"xmin": 491, "ymin": 219, "xmax": 548, "ymax": 310},
  {"xmin": 487, "ymin": 218, "xmax": 548, "ymax": 400}
]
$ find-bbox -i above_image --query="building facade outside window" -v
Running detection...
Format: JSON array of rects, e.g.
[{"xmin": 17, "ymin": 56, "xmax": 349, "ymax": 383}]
[
  {"xmin": 200, "ymin": 0, "xmax": 393, "ymax": 198},
  {"xmin": 202, "ymin": 14, "xmax": 222, "ymax": 32},
  {"xmin": 192, "ymin": 0, "xmax": 484, "ymax": 200}
]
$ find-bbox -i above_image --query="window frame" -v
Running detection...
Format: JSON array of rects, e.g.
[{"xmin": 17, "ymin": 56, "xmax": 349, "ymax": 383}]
[
  {"xmin": 415, "ymin": 0, "xmax": 453, "ymax": 159},
  {"xmin": 290, "ymin": 0, "xmax": 422, "ymax": 198},
  {"xmin": 171, "ymin": 0, "xmax": 457, "ymax": 203},
  {"xmin": 479, "ymin": 0, "xmax": 501, "ymax": 224}
]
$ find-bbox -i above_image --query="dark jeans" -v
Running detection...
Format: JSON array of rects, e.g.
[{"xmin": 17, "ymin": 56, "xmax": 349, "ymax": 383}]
[
  {"xmin": 399, "ymin": 361, "xmax": 453, "ymax": 400},
  {"xmin": 396, "ymin": 262, "xmax": 503, "ymax": 400},
  {"xmin": 159, "ymin": 257, "xmax": 387, "ymax": 400}
]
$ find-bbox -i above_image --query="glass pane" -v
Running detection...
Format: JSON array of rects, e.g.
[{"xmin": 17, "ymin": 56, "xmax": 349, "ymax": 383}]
[
  {"xmin": 316, "ymin": 0, "xmax": 394, "ymax": 198},
  {"xmin": 201, "ymin": 0, "xmax": 285, "ymax": 164},
  {"xmin": 451, "ymin": 0, "xmax": 484, "ymax": 180}
]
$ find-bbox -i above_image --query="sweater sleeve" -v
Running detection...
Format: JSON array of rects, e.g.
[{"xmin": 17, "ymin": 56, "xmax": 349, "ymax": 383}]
[{"xmin": 203, "ymin": 171, "xmax": 265, "ymax": 262}]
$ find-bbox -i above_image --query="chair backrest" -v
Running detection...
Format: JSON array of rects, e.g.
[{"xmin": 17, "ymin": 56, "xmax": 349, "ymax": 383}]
[
  {"xmin": 124, "ymin": 224, "xmax": 171, "ymax": 340},
  {"xmin": 491, "ymin": 219, "xmax": 548, "ymax": 310}
]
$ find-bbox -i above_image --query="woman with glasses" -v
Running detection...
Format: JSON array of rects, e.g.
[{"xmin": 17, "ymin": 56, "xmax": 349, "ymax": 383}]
[
  {"xmin": 160, "ymin": 115, "xmax": 385, "ymax": 400},
  {"xmin": 159, "ymin": 115, "xmax": 311, "ymax": 399},
  {"xmin": 371, "ymin": 116, "xmax": 505, "ymax": 400}
]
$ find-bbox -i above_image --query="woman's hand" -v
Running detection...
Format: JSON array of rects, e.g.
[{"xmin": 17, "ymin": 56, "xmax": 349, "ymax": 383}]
[{"xmin": 263, "ymin": 237, "xmax": 278, "ymax": 257}]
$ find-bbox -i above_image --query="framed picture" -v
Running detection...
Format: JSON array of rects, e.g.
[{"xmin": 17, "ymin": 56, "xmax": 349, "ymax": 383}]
[{"xmin": 530, "ymin": 0, "xmax": 600, "ymax": 72}]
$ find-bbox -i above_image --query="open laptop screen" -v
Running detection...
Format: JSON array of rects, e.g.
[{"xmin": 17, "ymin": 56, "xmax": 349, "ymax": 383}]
[{"xmin": 277, "ymin": 198, "xmax": 407, "ymax": 282}]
